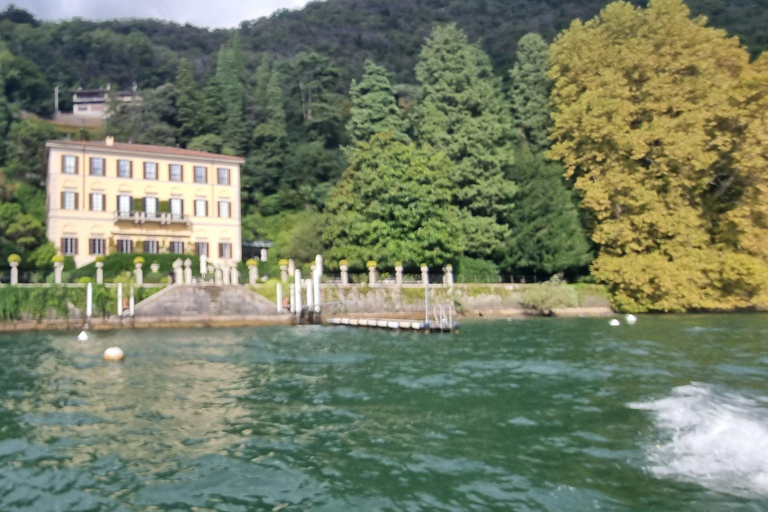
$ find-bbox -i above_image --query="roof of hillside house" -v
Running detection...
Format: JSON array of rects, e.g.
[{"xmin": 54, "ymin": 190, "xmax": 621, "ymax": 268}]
[{"xmin": 46, "ymin": 139, "xmax": 245, "ymax": 164}]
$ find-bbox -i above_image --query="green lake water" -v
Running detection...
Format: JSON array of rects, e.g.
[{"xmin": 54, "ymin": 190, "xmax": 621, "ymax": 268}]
[{"xmin": 1, "ymin": 315, "xmax": 768, "ymax": 511}]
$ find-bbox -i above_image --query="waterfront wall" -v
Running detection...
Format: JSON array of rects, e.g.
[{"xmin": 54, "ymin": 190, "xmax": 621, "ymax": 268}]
[{"xmin": 317, "ymin": 283, "xmax": 611, "ymax": 316}]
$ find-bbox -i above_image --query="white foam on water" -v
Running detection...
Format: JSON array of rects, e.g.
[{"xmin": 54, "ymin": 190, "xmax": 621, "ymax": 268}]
[{"xmin": 630, "ymin": 384, "xmax": 768, "ymax": 496}]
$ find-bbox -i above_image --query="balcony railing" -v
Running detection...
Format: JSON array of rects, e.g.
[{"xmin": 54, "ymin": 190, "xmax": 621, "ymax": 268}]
[{"xmin": 114, "ymin": 210, "xmax": 190, "ymax": 225}]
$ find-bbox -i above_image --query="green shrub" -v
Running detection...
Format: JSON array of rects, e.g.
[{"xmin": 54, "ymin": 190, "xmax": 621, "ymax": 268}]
[
  {"xmin": 70, "ymin": 253, "xmax": 200, "ymax": 282},
  {"xmin": 76, "ymin": 277, "xmax": 92, "ymax": 284},
  {"xmin": 133, "ymin": 256, "xmax": 145, "ymax": 265},
  {"xmin": 7, "ymin": 254, "xmax": 21, "ymax": 263},
  {"xmin": 456, "ymin": 257, "xmax": 500, "ymax": 283},
  {"xmin": 520, "ymin": 277, "xmax": 578, "ymax": 314}
]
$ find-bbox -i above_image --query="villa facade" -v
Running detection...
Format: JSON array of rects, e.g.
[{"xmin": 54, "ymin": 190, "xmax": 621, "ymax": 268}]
[{"xmin": 45, "ymin": 137, "xmax": 244, "ymax": 268}]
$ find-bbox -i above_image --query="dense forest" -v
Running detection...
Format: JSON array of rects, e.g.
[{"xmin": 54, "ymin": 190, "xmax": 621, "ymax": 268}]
[{"xmin": 0, "ymin": 0, "xmax": 767, "ymax": 312}]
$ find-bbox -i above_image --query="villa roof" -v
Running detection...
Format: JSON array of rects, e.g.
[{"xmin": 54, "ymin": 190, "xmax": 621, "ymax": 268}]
[{"xmin": 46, "ymin": 139, "xmax": 245, "ymax": 164}]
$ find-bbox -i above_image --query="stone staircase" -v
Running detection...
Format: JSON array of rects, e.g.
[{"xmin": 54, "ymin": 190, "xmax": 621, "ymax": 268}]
[{"xmin": 133, "ymin": 285, "xmax": 277, "ymax": 317}]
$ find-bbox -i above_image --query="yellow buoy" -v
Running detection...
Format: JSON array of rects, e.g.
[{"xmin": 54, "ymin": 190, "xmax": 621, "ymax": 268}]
[{"xmin": 103, "ymin": 347, "xmax": 124, "ymax": 361}]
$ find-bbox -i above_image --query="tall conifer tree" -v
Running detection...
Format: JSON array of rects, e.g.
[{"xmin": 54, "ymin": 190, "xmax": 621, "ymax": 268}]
[
  {"xmin": 216, "ymin": 37, "xmax": 247, "ymax": 154},
  {"xmin": 175, "ymin": 58, "xmax": 199, "ymax": 145},
  {"xmin": 347, "ymin": 60, "xmax": 408, "ymax": 145},
  {"xmin": 502, "ymin": 148, "xmax": 591, "ymax": 276},
  {"xmin": 414, "ymin": 24, "xmax": 517, "ymax": 258},
  {"xmin": 510, "ymin": 33, "xmax": 552, "ymax": 151}
]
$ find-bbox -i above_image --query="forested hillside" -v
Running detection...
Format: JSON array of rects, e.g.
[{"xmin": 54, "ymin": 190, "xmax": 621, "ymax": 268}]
[{"xmin": 2, "ymin": 0, "xmax": 768, "ymax": 114}]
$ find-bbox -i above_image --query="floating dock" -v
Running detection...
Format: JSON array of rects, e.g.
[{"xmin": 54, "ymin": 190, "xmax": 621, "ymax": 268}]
[{"xmin": 327, "ymin": 317, "xmax": 457, "ymax": 333}]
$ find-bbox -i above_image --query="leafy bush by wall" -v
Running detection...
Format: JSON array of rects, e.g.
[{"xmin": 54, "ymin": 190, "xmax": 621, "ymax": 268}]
[{"xmin": 519, "ymin": 277, "xmax": 578, "ymax": 315}]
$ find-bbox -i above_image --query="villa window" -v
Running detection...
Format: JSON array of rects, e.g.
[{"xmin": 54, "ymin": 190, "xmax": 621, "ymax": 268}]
[
  {"xmin": 61, "ymin": 191, "xmax": 78, "ymax": 210},
  {"xmin": 144, "ymin": 197, "xmax": 158, "ymax": 218},
  {"xmin": 89, "ymin": 238, "xmax": 105, "ymax": 255},
  {"xmin": 218, "ymin": 201, "xmax": 230, "ymax": 218},
  {"xmin": 62, "ymin": 237, "xmax": 77, "ymax": 255},
  {"xmin": 143, "ymin": 240, "xmax": 158, "ymax": 254},
  {"xmin": 195, "ymin": 199, "xmax": 208, "ymax": 217},
  {"xmin": 217, "ymin": 167, "xmax": 230, "ymax": 185},
  {"xmin": 90, "ymin": 193, "xmax": 104, "ymax": 212},
  {"xmin": 62, "ymin": 155, "xmax": 77, "ymax": 174},
  {"xmin": 144, "ymin": 161, "xmax": 157, "ymax": 180},
  {"xmin": 90, "ymin": 157, "xmax": 104, "ymax": 176},
  {"xmin": 170, "ymin": 164, "xmax": 182, "ymax": 182},
  {"xmin": 117, "ymin": 195, "xmax": 132, "ymax": 216},
  {"xmin": 170, "ymin": 198, "xmax": 183, "ymax": 219},
  {"xmin": 195, "ymin": 242, "xmax": 209, "ymax": 257},
  {"xmin": 116, "ymin": 240, "xmax": 133, "ymax": 253},
  {"xmin": 118, "ymin": 159, "xmax": 132, "ymax": 178},
  {"xmin": 170, "ymin": 241, "xmax": 184, "ymax": 254},
  {"xmin": 218, "ymin": 242, "xmax": 232, "ymax": 259},
  {"xmin": 194, "ymin": 166, "xmax": 207, "ymax": 184}
]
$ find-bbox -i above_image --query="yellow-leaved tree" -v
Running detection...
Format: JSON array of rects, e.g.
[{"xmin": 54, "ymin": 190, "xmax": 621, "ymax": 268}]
[{"xmin": 548, "ymin": 0, "xmax": 768, "ymax": 312}]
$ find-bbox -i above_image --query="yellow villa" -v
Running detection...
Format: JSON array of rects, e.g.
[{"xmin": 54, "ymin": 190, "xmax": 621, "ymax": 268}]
[{"xmin": 45, "ymin": 137, "xmax": 244, "ymax": 268}]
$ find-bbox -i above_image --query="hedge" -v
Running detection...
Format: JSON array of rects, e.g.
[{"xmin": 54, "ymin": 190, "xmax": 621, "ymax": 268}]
[
  {"xmin": 0, "ymin": 284, "xmax": 163, "ymax": 322},
  {"xmin": 70, "ymin": 253, "xmax": 201, "ymax": 282}
]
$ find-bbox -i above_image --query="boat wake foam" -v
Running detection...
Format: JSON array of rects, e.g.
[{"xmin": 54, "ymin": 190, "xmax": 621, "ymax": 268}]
[{"xmin": 630, "ymin": 384, "xmax": 768, "ymax": 496}]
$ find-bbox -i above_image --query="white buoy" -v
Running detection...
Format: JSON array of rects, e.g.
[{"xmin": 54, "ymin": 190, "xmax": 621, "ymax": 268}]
[
  {"xmin": 625, "ymin": 314, "xmax": 638, "ymax": 325},
  {"xmin": 77, "ymin": 331, "xmax": 89, "ymax": 342},
  {"xmin": 103, "ymin": 347, "xmax": 124, "ymax": 361},
  {"xmin": 609, "ymin": 319, "xmax": 621, "ymax": 327}
]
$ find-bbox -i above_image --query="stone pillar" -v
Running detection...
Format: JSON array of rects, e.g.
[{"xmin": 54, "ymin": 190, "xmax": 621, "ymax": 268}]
[
  {"xmin": 289, "ymin": 283, "xmax": 295, "ymax": 313},
  {"xmin": 313, "ymin": 254, "xmax": 322, "ymax": 313},
  {"xmin": 230, "ymin": 265, "xmax": 239, "ymax": 285},
  {"xmin": 215, "ymin": 266, "xmax": 223, "ymax": 285},
  {"xmin": 249, "ymin": 262, "xmax": 258, "ymax": 286},
  {"xmin": 135, "ymin": 263, "xmax": 143, "ymax": 286},
  {"xmin": 117, "ymin": 283, "xmax": 123, "ymax": 316},
  {"xmin": 184, "ymin": 258, "xmax": 192, "ymax": 285},
  {"xmin": 444, "ymin": 264, "xmax": 454, "ymax": 287},
  {"xmin": 367, "ymin": 261, "xmax": 377, "ymax": 286},
  {"xmin": 9, "ymin": 262, "xmax": 18, "ymax": 285},
  {"xmin": 294, "ymin": 270, "xmax": 302, "ymax": 320},
  {"xmin": 421, "ymin": 264, "xmax": 429, "ymax": 286},
  {"xmin": 276, "ymin": 283, "xmax": 283, "ymax": 313},
  {"xmin": 173, "ymin": 259, "xmax": 183, "ymax": 285},
  {"xmin": 280, "ymin": 260, "xmax": 288, "ymax": 283},
  {"xmin": 200, "ymin": 254, "xmax": 207, "ymax": 277},
  {"xmin": 306, "ymin": 277, "xmax": 314, "ymax": 310},
  {"xmin": 222, "ymin": 264, "xmax": 231, "ymax": 285},
  {"xmin": 340, "ymin": 261, "xmax": 349, "ymax": 285},
  {"xmin": 54, "ymin": 262, "xmax": 63, "ymax": 285},
  {"xmin": 260, "ymin": 248, "xmax": 268, "ymax": 262},
  {"xmin": 96, "ymin": 262, "xmax": 104, "ymax": 284},
  {"xmin": 288, "ymin": 259, "xmax": 295, "ymax": 276},
  {"xmin": 395, "ymin": 262, "xmax": 403, "ymax": 286}
]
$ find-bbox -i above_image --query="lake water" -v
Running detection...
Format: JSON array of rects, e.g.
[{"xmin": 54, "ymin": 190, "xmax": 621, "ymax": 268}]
[{"xmin": 1, "ymin": 315, "xmax": 767, "ymax": 511}]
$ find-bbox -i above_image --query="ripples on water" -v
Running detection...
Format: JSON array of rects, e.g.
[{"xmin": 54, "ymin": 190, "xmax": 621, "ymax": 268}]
[{"xmin": 0, "ymin": 315, "xmax": 766, "ymax": 511}]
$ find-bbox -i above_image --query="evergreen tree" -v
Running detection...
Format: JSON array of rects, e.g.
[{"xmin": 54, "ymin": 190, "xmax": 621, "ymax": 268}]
[
  {"xmin": 509, "ymin": 33, "xmax": 552, "ymax": 151},
  {"xmin": 0, "ymin": 67, "xmax": 11, "ymax": 163},
  {"xmin": 175, "ymin": 58, "xmax": 200, "ymax": 145},
  {"xmin": 198, "ymin": 77, "xmax": 226, "ymax": 137},
  {"xmin": 347, "ymin": 60, "xmax": 408, "ymax": 145},
  {"xmin": 216, "ymin": 38, "xmax": 247, "ymax": 154},
  {"xmin": 414, "ymin": 24, "xmax": 518, "ymax": 258},
  {"xmin": 253, "ymin": 53, "xmax": 271, "ymax": 115},
  {"xmin": 245, "ymin": 70, "xmax": 288, "ymax": 197},
  {"xmin": 325, "ymin": 130, "xmax": 465, "ymax": 267},
  {"xmin": 502, "ymin": 147, "xmax": 591, "ymax": 276}
]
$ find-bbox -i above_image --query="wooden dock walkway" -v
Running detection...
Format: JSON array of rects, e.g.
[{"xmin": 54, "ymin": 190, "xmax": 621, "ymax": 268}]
[{"xmin": 327, "ymin": 317, "xmax": 457, "ymax": 333}]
